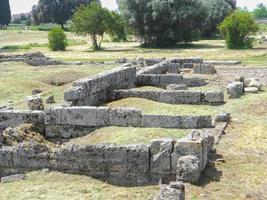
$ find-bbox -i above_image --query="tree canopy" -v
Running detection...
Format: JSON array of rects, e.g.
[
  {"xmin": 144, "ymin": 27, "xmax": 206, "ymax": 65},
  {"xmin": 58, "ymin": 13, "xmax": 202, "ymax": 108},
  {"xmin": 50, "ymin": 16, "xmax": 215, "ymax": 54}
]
[
  {"xmin": 0, "ymin": 0, "xmax": 11, "ymax": 26},
  {"xmin": 253, "ymin": 3, "xmax": 267, "ymax": 19},
  {"xmin": 32, "ymin": 0, "xmax": 98, "ymax": 28},
  {"xmin": 118, "ymin": 0, "xmax": 207, "ymax": 47},
  {"xmin": 71, "ymin": 2, "xmax": 126, "ymax": 50},
  {"xmin": 219, "ymin": 10, "xmax": 259, "ymax": 49}
]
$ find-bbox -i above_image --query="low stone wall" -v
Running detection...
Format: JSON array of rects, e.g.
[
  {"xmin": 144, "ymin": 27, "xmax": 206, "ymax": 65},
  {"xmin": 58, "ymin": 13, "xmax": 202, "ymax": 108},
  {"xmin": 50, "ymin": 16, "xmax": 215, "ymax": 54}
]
[
  {"xmin": 137, "ymin": 74, "xmax": 207, "ymax": 87},
  {"xmin": 111, "ymin": 90, "xmax": 224, "ymax": 105},
  {"xmin": 0, "ymin": 107, "xmax": 213, "ymax": 139},
  {"xmin": 138, "ymin": 61, "xmax": 170, "ymax": 74},
  {"xmin": 0, "ymin": 110, "xmax": 45, "ymax": 134},
  {"xmin": 0, "ymin": 52, "xmax": 63, "ymax": 66},
  {"xmin": 0, "ymin": 131, "xmax": 211, "ymax": 186},
  {"xmin": 64, "ymin": 65, "xmax": 136, "ymax": 106},
  {"xmin": 170, "ymin": 58, "xmax": 203, "ymax": 68},
  {"xmin": 45, "ymin": 107, "xmax": 213, "ymax": 138}
]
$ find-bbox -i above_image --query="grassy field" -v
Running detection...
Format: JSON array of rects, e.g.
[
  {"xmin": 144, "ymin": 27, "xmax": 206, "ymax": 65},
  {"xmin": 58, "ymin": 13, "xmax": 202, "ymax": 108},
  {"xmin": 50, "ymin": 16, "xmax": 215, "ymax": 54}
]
[
  {"xmin": 67, "ymin": 126, "xmax": 188, "ymax": 145},
  {"xmin": 0, "ymin": 28, "xmax": 267, "ymax": 200},
  {"xmin": 1, "ymin": 29, "xmax": 267, "ymax": 65}
]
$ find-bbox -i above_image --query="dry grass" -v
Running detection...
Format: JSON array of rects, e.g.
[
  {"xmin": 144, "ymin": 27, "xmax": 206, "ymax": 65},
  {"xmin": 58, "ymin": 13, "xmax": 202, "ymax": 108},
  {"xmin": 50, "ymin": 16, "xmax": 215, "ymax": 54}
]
[
  {"xmin": 1, "ymin": 30, "xmax": 267, "ymax": 65},
  {"xmin": 0, "ymin": 171, "xmax": 158, "ymax": 200},
  {"xmin": 67, "ymin": 126, "xmax": 188, "ymax": 145},
  {"xmin": 0, "ymin": 62, "xmax": 116, "ymax": 109}
]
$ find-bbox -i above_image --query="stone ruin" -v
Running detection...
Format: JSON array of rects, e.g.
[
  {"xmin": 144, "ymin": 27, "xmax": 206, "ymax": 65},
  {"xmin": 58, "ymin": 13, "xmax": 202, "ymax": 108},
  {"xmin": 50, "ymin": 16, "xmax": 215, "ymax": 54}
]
[{"xmin": 0, "ymin": 57, "xmax": 231, "ymax": 198}]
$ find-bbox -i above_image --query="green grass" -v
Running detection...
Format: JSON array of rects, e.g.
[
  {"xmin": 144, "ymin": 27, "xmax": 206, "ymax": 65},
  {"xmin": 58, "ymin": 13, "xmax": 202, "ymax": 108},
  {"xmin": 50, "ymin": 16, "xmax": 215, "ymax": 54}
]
[
  {"xmin": 107, "ymin": 98, "xmax": 220, "ymax": 116},
  {"xmin": 1, "ymin": 30, "xmax": 267, "ymax": 65},
  {"xmin": 0, "ymin": 171, "xmax": 158, "ymax": 200},
  {"xmin": 68, "ymin": 126, "xmax": 188, "ymax": 145},
  {"xmin": 0, "ymin": 62, "xmax": 116, "ymax": 109}
]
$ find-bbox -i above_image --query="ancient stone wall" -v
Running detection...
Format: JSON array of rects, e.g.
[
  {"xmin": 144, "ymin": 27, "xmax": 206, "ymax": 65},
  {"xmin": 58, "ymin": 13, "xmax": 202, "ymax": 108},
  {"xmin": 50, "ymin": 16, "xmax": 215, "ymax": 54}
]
[
  {"xmin": 0, "ymin": 131, "xmax": 211, "ymax": 186},
  {"xmin": 137, "ymin": 74, "xmax": 207, "ymax": 87},
  {"xmin": 111, "ymin": 90, "xmax": 224, "ymax": 105},
  {"xmin": 64, "ymin": 65, "xmax": 136, "ymax": 106},
  {"xmin": 0, "ymin": 110, "xmax": 45, "ymax": 134}
]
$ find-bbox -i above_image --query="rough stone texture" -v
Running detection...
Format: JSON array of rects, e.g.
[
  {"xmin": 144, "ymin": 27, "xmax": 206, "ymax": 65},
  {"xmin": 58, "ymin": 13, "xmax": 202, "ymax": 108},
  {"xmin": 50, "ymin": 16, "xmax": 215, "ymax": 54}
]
[
  {"xmin": 137, "ymin": 74, "xmax": 184, "ymax": 87},
  {"xmin": 45, "ymin": 106, "xmax": 143, "ymax": 138},
  {"xmin": 186, "ymin": 129, "xmax": 215, "ymax": 153},
  {"xmin": 182, "ymin": 76, "xmax": 207, "ymax": 87},
  {"xmin": 27, "ymin": 96, "xmax": 44, "ymax": 111},
  {"xmin": 244, "ymin": 87, "xmax": 259, "ymax": 93},
  {"xmin": 245, "ymin": 78, "xmax": 263, "ymax": 91},
  {"xmin": 32, "ymin": 89, "xmax": 42, "ymax": 95},
  {"xmin": 227, "ymin": 81, "xmax": 244, "ymax": 98},
  {"xmin": 204, "ymin": 91, "xmax": 224, "ymax": 104},
  {"xmin": 170, "ymin": 58, "xmax": 203, "ymax": 68},
  {"xmin": 112, "ymin": 90, "xmax": 224, "ymax": 105},
  {"xmin": 64, "ymin": 66, "xmax": 136, "ymax": 106},
  {"xmin": 171, "ymin": 139, "xmax": 207, "ymax": 174},
  {"xmin": 45, "ymin": 95, "xmax": 55, "ymax": 104},
  {"xmin": 168, "ymin": 63, "xmax": 180, "ymax": 74},
  {"xmin": 176, "ymin": 155, "xmax": 201, "ymax": 183},
  {"xmin": 141, "ymin": 115, "xmax": 213, "ymax": 129},
  {"xmin": 112, "ymin": 90, "xmax": 203, "ymax": 104},
  {"xmin": 167, "ymin": 84, "xmax": 188, "ymax": 91},
  {"xmin": 214, "ymin": 112, "xmax": 231, "ymax": 123},
  {"xmin": 1, "ymin": 174, "xmax": 26, "ymax": 183},
  {"xmin": 194, "ymin": 64, "xmax": 217, "ymax": 74},
  {"xmin": 137, "ymin": 74, "xmax": 207, "ymax": 88},
  {"xmin": 138, "ymin": 61, "xmax": 170, "ymax": 74},
  {"xmin": 24, "ymin": 52, "xmax": 62, "ymax": 66},
  {"xmin": 0, "ymin": 110, "xmax": 45, "ymax": 134},
  {"xmin": 156, "ymin": 182, "xmax": 185, "ymax": 200},
  {"xmin": 0, "ymin": 131, "xmax": 3, "ymax": 146}
]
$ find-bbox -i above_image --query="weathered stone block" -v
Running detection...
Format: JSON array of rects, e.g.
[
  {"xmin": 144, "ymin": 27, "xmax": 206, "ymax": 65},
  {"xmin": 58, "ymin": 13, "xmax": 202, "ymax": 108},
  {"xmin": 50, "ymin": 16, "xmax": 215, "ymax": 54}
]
[
  {"xmin": 27, "ymin": 96, "xmax": 44, "ymax": 111},
  {"xmin": 204, "ymin": 91, "xmax": 224, "ymax": 104},
  {"xmin": 227, "ymin": 81, "xmax": 244, "ymax": 98},
  {"xmin": 176, "ymin": 155, "xmax": 201, "ymax": 183}
]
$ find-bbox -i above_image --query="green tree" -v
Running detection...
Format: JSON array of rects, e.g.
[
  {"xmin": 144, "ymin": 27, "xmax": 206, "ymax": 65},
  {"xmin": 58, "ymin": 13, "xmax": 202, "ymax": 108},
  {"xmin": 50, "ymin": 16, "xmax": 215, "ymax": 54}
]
[
  {"xmin": 48, "ymin": 27, "xmax": 67, "ymax": 51},
  {"xmin": 202, "ymin": 0, "xmax": 235, "ymax": 37},
  {"xmin": 253, "ymin": 3, "xmax": 267, "ymax": 19},
  {"xmin": 0, "ymin": 0, "xmax": 11, "ymax": 26},
  {"xmin": 118, "ymin": 0, "xmax": 206, "ymax": 47},
  {"xmin": 71, "ymin": 2, "xmax": 126, "ymax": 50},
  {"xmin": 219, "ymin": 10, "xmax": 260, "ymax": 49},
  {"xmin": 32, "ymin": 0, "xmax": 98, "ymax": 29}
]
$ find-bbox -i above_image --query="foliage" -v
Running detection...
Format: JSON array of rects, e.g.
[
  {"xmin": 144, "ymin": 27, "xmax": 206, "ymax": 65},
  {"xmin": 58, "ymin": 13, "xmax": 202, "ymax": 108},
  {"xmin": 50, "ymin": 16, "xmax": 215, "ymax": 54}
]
[
  {"xmin": 48, "ymin": 27, "xmax": 67, "ymax": 51},
  {"xmin": 32, "ymin": 0, "xmax": 98, "ymax": 28},
  {"xmin": 71, "ymin": 2, "xmax": 126, "ymax": 50},
  {"xmin": 201, "ymin": 0, "xmax": 235, "ymax": 37},
  {"xmin": 219, "ymin": 10, "xmax": 260, "ymax": 49},
  {"xmin": 253, "ymin": 3, "xmax": 267, "ymax": 19},
  {"xmin": 118, "ymin": 0, "xmax": 206, "ymax": 47},
  {"xmin": 0, "ymin": 0, "xmax": 11, "ymax": 26},
  {"xmin": 108, "ymin": 11, "xmax": 127, "ymax": 42}
]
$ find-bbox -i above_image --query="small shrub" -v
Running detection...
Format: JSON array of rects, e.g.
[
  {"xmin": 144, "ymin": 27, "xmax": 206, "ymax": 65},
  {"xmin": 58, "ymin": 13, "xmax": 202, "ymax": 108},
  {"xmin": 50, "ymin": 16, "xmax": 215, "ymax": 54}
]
[
  {"xmin": 219, "ymin": 10, "xmax": 259, "ymax": 49},
  {"xmin": 48, "ymin": 27, "xmax": 67, "ymax": 51}
]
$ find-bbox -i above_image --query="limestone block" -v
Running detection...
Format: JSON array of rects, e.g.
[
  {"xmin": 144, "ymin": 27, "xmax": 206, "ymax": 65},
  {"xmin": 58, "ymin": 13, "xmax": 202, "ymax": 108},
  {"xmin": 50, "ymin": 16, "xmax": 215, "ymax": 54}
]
[
  {"xmin": 108, "ymin": 107, "xmax": 142, "ymax": 127},
  {"xmin": 0, "ymin": 146, "xmax": 13, "ymax": 167},
  {"xmin": 13, "ymin": 142, "xmax": 51, "ymax": 168},
  {"xmin": 204, "ymin": 91, "xmax": 224, "ymax": 104},
  {"xmin": 176, "ymin": 155, "xmax": 201, "ymax": 183},
  {"xmin": 1, "ymin": 174, "xmax": 26, "ymax": 183},
  {"xmin": 194, "ymin": 64, "xmax": 217, "ymax": 74},
  {"xmin": 214, "ymin": 112, "xmax": 231, "ymax": 122},
  {"xmin": 45, "ymin": 95, "xmax": 55, "ymax": 104},
  {"xmin": 168, "ymin": 63, "xmax": 180, "ymax": 74},
  {"xmin": 64, "ymin": 86, "xmax": 86, "ymax": 101},
  {"xmin": 156, "ymin": 181, "xmax": 185, "ymax": 200},
  {"xmin": 27, "ymin": 95, "xmax": 44, "ymax": 111},
  {"xmin": 244, "ymin": 87, "xmax": 259, "ymax": 93},
  {"xmin": 167, "ymin": 84, "xmax": 187, "ymax": 91},
  {"xmin": 227, "ymin": 81, "xmax": 244, "ymax": 98}
]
